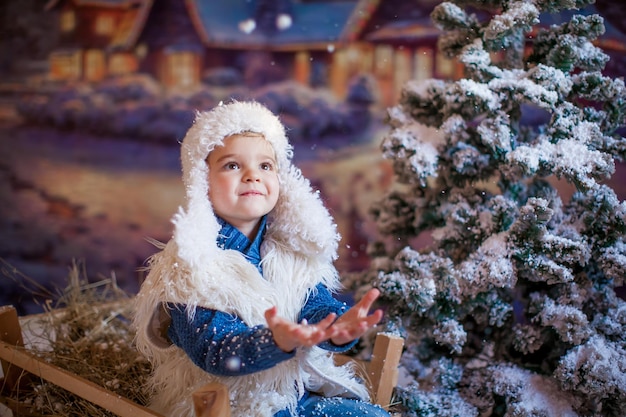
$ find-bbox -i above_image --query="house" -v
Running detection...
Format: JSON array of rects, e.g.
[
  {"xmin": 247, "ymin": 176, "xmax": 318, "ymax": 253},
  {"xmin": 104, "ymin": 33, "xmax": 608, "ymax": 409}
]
[
  {"xmin": 44, "ymin": 0, "xmax": 153, "ymax": 82},
  {"xmin": 42, "ymin": 0, "xmax": 626, "ymax": 105},
  {"xmin": 44, "ymin": 0, "xmax": 463, "ymax": 105},
  {"xmin": 345, "ymin": 0, "xmax": 458, "ymax": 105}
]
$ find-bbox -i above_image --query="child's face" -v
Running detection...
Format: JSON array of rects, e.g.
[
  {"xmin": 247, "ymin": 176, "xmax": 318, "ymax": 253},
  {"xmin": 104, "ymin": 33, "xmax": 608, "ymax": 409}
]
[{"xmin": 207, "ymin": 133, "xmax": 280, "ymax": 237}]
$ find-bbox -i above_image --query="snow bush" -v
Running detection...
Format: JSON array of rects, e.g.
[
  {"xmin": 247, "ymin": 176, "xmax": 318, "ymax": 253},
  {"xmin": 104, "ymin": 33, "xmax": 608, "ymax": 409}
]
[
  {"xmin": 348, "ymin": 1, "xmax": 626, "ymax": 416},
  {"xmin": 16, "ymin": 74, "xmax": 374, "ymax": 144}
]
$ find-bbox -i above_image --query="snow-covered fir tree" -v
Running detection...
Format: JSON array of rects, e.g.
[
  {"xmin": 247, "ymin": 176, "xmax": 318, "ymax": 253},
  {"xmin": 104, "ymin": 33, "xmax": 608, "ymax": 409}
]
[{"xmin": 349, "ymin": 0, "xmax": 626, "ymax": 416}]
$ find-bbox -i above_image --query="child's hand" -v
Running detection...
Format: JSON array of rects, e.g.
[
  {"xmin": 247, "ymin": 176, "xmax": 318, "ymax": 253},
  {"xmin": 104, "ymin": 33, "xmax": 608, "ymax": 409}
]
[
  {"xmin": 265, "ymin": 307, "xmax": 338, "ymax": 352},
  {"xmin": 264, "ymin": 288, "xmax": 383, "ymax": 352},
  {"xmin": 329, "ymin": 288, "xmax": 383, "ymax": 346}
]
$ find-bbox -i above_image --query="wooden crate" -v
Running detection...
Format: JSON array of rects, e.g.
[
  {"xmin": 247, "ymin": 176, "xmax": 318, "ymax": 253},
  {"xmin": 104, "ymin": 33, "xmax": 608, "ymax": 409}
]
[{"xmin": 1, "ymin": 305, "xmax": 403, "ymax": 417}]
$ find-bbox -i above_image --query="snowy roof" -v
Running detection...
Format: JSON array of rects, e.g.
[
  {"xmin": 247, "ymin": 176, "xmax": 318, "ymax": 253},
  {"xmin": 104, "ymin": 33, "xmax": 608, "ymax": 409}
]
[
  {"xmin": 364, "ymin": 21, "xmax": 440, "ymax": 44},
  {"xmin": 185, "ymin": 0, "xmax": 363, "ymax": 50},
  {"xmin": 45, "ymin": 0, "xmax": 144, "ymax": 10}
]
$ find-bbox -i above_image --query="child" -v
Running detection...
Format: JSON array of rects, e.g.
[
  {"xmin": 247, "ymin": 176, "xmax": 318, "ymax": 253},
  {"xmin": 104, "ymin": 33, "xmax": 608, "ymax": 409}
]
[{"xmin": 133, "ymin": 101, "xmax": 389, "ymax": 417}]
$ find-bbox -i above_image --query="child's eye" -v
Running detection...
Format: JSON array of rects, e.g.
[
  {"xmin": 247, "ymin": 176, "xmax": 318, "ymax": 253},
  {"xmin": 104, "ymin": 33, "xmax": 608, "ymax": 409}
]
[
  {"xmin": 225, "ymin": 162, "xmax": 239, "ymax": 170},
  {"xmin": 260, "ymin": 162, "xmax": 274, "ymax": 171}
]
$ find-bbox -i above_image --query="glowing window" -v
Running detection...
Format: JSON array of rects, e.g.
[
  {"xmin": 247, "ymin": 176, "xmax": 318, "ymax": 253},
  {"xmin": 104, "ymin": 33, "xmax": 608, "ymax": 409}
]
[
  {"xmin": 170, "ymin": 52, "xmax": 196, "ymax": 87},
  {"xmin": 60, "ymin": 10, "xmax": 76, "ymax": 32},
  {"xmin": 413, "ymin": 47, "xmax": 433, "ymax": 81},
  {"xmin": 374, "ymin": 45, "xmax": 393, "ymax": 77},
  {"xmin": 95, "ymin": 14, "xmax": 115, "ymax": 35}
]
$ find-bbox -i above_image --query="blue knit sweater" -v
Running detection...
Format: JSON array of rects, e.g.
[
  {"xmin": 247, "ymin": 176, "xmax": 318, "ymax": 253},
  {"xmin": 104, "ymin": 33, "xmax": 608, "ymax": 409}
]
[{"xmin": 167, "ymin": 216, "xmax": 356, "ymax": 377}]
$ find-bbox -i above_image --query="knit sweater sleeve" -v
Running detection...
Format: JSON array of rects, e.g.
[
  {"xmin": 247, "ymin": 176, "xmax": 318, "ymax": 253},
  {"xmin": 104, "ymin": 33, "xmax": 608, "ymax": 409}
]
[
  {"xmin": 298, "ymin": 284, "xmax": 359, "ymax": 352},
  {"xmin": 167, "ymin": 304, "xmax": 295, "ymax": 376}
]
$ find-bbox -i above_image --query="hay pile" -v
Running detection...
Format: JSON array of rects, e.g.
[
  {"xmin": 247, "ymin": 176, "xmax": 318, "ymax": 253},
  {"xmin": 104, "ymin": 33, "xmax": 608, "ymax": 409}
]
[{"xmin": 2, "ymin": 262, "xmax": 153, "ymax": 416}]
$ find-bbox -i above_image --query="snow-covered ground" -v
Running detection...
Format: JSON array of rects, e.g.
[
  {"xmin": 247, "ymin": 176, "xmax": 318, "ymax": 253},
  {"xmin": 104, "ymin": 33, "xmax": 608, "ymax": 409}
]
[
  {"xmin": 0, "ymin": 117, "xmax": 391, "ymax": 314},
  {"xmin": 0, "ymin": 122, "xmax": 181, "ymax": 312}
]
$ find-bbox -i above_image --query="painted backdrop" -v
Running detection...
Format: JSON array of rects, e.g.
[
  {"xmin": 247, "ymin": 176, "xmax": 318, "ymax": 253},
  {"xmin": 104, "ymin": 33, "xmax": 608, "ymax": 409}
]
[{"xmin": 1, "ymin": 0, "xmax": 625, "ymax": 313}]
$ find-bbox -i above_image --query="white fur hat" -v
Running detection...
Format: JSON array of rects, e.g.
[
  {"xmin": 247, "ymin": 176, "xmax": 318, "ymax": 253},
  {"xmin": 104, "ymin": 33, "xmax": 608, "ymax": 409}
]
[{"xmin": 172, "ymin": 101, "xmax": 340, "ymax": 271}]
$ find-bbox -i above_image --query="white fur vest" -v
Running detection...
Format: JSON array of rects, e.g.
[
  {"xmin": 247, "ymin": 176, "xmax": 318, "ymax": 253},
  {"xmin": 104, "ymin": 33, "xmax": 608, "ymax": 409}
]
[{"xmin": 132, "ymin": 102, "xmax": 368, "ymax": 417}]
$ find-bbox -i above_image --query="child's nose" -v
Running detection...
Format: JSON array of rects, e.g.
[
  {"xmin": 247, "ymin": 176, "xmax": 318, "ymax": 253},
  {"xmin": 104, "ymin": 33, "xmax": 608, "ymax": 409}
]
[{"xmin": 244, "ymin": 169, "xmax": 261, "ymax": 182}]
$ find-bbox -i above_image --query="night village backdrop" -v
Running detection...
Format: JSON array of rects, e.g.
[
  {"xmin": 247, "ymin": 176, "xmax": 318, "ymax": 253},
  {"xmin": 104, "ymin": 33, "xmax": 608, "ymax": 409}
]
[{"xmin": 0, "ymin": 0, "xmax": 625, "ymax": 316}]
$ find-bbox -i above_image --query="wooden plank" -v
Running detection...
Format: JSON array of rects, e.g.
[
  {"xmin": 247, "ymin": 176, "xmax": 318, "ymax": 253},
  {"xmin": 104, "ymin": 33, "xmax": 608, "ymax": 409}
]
[
  {"xmin": 0, "ymin": 305, "xmax": 27, "ymax": 392},
  {"xmin": 368, "ymin": 333, "xmax": 404, "ymax": 408},
  {"xmin": 2, "ymin": 303, "xmax": 404, "ymax": 417},
  {"xmin": 192, "ymin": 382, "xmax": 231, "ymax": 417},
  {"xmin": 0, "ymin": 340, "xmax": 164, "ymax": 417}
]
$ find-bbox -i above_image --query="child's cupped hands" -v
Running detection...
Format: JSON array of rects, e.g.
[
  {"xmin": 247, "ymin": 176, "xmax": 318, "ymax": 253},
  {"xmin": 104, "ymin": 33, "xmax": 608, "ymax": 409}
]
[{"xmin": 264, "ymin": 288, "xmax": 383, "ymax": 353}]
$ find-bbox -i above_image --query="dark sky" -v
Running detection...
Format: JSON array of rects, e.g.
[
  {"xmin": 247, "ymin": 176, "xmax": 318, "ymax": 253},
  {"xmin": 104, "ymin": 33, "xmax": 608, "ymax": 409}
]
[{"xmin": 0, "ymin": 0, "xmax": 58, "ymax": 63}]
